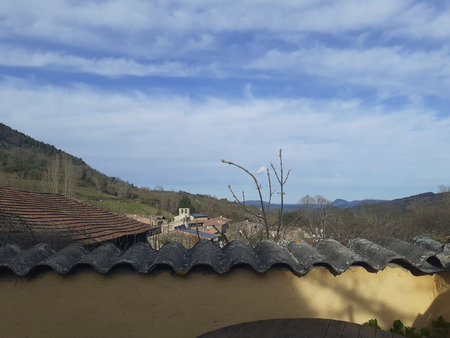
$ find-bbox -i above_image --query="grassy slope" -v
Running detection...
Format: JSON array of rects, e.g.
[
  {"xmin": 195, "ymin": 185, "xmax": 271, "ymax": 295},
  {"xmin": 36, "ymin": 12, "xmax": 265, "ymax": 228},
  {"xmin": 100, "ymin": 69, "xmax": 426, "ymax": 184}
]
[{"xmin": 74, "ymin": 187, "xmax": 174, "ymax": 219}]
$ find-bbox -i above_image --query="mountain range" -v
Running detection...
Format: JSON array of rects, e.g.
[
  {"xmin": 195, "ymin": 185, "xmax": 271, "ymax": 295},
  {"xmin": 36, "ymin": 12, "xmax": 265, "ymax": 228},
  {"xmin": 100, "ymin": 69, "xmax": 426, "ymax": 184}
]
[{"xmin": 245, "ymin": 198, "xmax": 388, "ymax": 212}]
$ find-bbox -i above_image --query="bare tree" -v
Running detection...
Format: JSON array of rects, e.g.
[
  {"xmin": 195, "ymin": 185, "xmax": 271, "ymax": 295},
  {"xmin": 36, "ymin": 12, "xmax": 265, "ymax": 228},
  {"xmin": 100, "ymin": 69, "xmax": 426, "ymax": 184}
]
[
  {"xmin": 438, "ymin": 185, "xmax": 450, "ymax": 193},
  {"xmin": 298, "ymin": 194, "xmax": 332, "ymax": 241},
  {"xmin": 117, "ymin": 180, "xmax": 131, "ymax": 199},
  {"xmin": 49, "ymin": 154, "xmax": 60, "ymax": 194},
  {"xmin": 222, "ymin": 149, "xmax": 290, "ymax": 242},
  {"xmin": 63, "ymin": 154, "xmax": 76, "ymax": 197}
]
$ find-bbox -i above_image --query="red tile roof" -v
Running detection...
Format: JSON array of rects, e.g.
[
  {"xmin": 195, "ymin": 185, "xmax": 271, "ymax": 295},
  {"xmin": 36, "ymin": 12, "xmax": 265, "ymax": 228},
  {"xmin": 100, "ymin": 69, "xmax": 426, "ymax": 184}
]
[
  {"xmin": 0, "ymin": 188, "xmax": 150, "ymax": 245},
  {"xmin": 203, "ymin": 217, "xmax": 231, "ymax": 227}
]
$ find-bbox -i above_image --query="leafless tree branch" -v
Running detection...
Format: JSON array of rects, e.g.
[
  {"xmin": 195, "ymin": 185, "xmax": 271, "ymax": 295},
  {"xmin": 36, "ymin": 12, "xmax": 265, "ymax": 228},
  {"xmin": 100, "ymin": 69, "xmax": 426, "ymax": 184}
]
[
  {"xmin": 212, "ymin": 224, "xmax": 229, "ymax": 244},
  {"xmin": 223, "ymin": 159, "xmax": 270, "ymax": 238},
  {"xmin": 227, "ymin": 184, "xmax": 263, "ymax": 220},
  {"xmin": 222, "ymin": 149, "xmax": 290, "ymax": 243}
]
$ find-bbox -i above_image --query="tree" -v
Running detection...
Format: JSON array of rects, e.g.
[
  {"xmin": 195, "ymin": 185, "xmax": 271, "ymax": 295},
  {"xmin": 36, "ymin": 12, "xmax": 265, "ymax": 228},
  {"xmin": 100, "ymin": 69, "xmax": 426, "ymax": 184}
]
[
  {"xmin": 222, "ymin": 149, "xmax": 290, "ymax": 243},
  {"xmin": 62, "ymin": 154, "xmax": 76, "ymax": 197},
  {"xmin": 117, "ymin": 180, "xmax": 131, "ymax": 199},
  {"xmin": 50, "ymin": 154, "xmax": 60, "ymax": 194},
  {"xmin": 298, "ymin": 194, "xmax": 332, "ymax": 241},
  {"xmin": 178, "ymin": 195, "xmax": 195, "ymax": 212}
]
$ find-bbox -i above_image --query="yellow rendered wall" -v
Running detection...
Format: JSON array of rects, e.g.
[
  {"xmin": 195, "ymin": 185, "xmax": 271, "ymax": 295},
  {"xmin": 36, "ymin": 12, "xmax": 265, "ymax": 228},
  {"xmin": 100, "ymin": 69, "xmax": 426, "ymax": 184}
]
[{"xmin": 0, "ymin": 265, "xmax": 448, "ymax": 338}]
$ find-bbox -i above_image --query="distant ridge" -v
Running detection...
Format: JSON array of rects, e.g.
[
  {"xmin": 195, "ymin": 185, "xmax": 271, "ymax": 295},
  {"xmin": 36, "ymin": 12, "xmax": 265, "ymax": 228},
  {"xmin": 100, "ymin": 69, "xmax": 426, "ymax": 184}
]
[
  {"xmin": 376, "ymin": 192, "xmax": 438, "ymax": 210},
  {"xmin": 331, "ymin": 198, "xmax": 387, "ymax": 208},
  {"xmin": 245, "ymin": 198, "xmax": 388, "ymax": 211},
  {"xmin": 246, "ymin": 191, "xmax": 450, "ymax": 214}
]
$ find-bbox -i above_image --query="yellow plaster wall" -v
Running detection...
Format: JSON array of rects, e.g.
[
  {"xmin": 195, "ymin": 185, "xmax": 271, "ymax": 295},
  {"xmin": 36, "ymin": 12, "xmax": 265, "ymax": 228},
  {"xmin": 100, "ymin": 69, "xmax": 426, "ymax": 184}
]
[{"xmin": 0, "ymin": 265, "xmax": 448, "ymax": 338}]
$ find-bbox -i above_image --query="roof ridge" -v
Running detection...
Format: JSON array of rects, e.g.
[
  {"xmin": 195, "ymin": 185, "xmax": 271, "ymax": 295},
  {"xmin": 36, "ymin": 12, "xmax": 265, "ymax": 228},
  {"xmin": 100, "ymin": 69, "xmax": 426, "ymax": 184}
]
[{"xmin": 0, "ymin": 238, "xmax": 447, "ymax": 277}]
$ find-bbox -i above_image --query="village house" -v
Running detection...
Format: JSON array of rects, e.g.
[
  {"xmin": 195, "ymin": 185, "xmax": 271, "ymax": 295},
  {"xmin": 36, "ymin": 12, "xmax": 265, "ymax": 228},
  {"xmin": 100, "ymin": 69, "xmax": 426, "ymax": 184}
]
[
  {"xmin": 122, "ymin": 208, "xmax": 230, "ymax": 248},
  {"xmin": 169, "ymin": 208, "xmax": 231, "ymax": 246},
  {"xmin": 171, "ymin": 208, "xmax": 208, "ymax": 228},
  {"xmin": 201, "ymin": 216, "xmax": 231, "ymax": 235},
  {"xmin": 125, "ymin": 214, "xmax": 167, "ymax": 235},
  {"xmin": 124, "ymin": 214, "xmax": 171, "ymax": 249}
]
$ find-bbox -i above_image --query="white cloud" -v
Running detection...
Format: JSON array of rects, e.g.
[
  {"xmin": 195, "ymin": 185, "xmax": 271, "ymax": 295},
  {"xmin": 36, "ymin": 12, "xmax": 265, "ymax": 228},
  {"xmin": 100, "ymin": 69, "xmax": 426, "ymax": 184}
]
[
  {"xmin": 249, "ymin": 46, "xmax": 450, "ymax": 96},
  {"xmin": 390, "ymin": 3, "xmax": 450, "ymax": 40},
  {"xmin": 1, "ymin": 78, "xmax": 449, "ymax": 200},
  {"xmin": 1, "ymin": 0, "xmax": 447, "ymax": 58},
  {"xmin": 256, "ymin": 166, "xmax": 267, "ymax": 174},
  {"xmin": 0, "ymin": 0, "xmax": 413, "ymax": 35},
  {"xmin": 1, "ymin": 0, "xmax": 449, "ymax": 91},
  {"xmin": 0, "ymin": 43, "xmax": 208, "ymax": 77}
]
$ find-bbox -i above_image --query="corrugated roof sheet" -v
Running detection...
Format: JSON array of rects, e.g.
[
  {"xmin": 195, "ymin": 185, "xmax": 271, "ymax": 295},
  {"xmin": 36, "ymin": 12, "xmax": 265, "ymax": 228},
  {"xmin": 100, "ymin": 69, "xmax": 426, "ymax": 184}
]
[
  {"xmin": 180, "ymin": 228, "xmax": 219, "ymax": 239},
  {"xmin": 0, "ymin": 188, "xmax": 150, "ymax": 244},
  {"xmin": 191, "ymin": 213, "xmax": 208, "ymax": 218},
  {"xmin": 0, "ymin": 237, "xmax": 447, "ymax": 276}
]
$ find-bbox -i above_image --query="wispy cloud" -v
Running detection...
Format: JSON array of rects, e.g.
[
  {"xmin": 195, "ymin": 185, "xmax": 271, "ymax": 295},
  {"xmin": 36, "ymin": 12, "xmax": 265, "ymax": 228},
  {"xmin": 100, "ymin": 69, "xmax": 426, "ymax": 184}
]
[
  {"xmin": 0, "ymin": 0, "xmax": 422, "ymax": 37},
  {"xmin": 0, "ymin": 44, "xmax": 208, "ymax": 77},
  {"xmin": 256, "ymin": 166, "xmax": 267, "ymax": 174},
  {"xmin": 2, "ymin": 1, "xmax": 448, "ymax": 56},
  {"xmin": 249, "ymin": 46, "xmax": 450, "ymax": 97},
  {"xmin": 390, "ymin": 2, "xmax": 450, "ymax": 40}
]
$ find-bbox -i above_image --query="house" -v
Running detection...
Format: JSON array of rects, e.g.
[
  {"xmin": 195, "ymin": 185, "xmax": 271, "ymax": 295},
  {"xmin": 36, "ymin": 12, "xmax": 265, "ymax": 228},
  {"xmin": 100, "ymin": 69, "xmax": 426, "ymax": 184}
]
[
  {"xmin": 125, "ymin": 214, "xmax": 170, "ymax": 249},
  {"xmin": 173, "ymin": 207, "xmax": 191, "ymax": 223},
  {"xmin": 125, "ymin": 214, "xmax": 167, "ymax": 228},
  {"xmin": 0, "ymin": 188, "xmax": 151, "ymax": 249},
  {"xmin": 169, "ymin": 209, "xmax": 231, "ymax": 246},
  {"xmin": 201, "ymin": 216, "xmax": 231, "ymax": 234},
  {"xmin": 190, "ymin": 212, "xmax": 209, "ymax": 221},
  {"xmin": 170, "ymin": 208, "xmax": 209, "ymax": 230},
  {"xmin": 125, "ymin": 214, "xmax": 166, "ymax": 235},
  {"xmin": 0, "ymin": 237, "xmax": 448, "ymax": 337}
]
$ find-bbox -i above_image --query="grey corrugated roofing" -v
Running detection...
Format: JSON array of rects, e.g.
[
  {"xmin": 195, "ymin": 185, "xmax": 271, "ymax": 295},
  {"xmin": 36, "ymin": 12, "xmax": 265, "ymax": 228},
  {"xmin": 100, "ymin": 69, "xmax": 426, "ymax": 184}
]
[
  {"xmin": 191, "ymin": 213, "xmax": 208, "ymax": 218},
  {"xmin": 0, "ymin": 237, "xmax": 447, "ymax": 276},
  {"xmin": 181, "ymin": 228, "xmax": 219, "ymax": 239}
]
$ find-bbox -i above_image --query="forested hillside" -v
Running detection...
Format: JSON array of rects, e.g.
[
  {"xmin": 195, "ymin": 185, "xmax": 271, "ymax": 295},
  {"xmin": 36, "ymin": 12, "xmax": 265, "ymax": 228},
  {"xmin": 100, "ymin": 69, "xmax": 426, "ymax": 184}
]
[
  {"xmin": 0, "ymin": 122, "xmax": 135, "ymax": 198},
  {"xmin": 0, "ymin": 123, "xmax": 250, "ymax": 220}
]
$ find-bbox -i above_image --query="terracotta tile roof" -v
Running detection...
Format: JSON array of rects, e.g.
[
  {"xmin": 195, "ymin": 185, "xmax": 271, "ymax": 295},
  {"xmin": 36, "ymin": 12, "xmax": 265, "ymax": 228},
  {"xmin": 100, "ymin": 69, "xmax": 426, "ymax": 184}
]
[
  {"xmin": 203, "ymin": 217, "xmax": 231, "ymax": 227},
  {"xmin": 0, "ymin": 188, "xmax": 150, "ymax": 245},
  {"xmin": 0, "ymin": 237, "xmax": 447, "ymax": 276},
  {"xmin": 195, "ymin": 226, "xmax": 219, "ymax": 235}
]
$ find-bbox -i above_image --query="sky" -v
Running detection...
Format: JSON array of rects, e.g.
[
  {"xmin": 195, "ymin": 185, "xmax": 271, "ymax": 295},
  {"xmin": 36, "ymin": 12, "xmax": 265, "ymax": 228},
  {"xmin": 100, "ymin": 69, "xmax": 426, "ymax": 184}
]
[{"xmin": 1, "ymin": 0, "xmax": 450, "ymax": 203}]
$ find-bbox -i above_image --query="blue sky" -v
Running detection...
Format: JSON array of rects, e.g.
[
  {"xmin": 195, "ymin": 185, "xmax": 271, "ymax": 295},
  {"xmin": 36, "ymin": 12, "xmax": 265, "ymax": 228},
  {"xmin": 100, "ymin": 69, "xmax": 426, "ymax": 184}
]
[{"xmin": 1, "ymin": 0, "xmax": 450, "ymax": 203}]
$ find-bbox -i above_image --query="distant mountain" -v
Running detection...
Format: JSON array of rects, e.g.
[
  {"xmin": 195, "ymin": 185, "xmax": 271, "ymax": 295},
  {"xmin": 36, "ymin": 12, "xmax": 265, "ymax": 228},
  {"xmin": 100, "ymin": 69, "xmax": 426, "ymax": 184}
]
[
  {"xmin": 245, "ymin": 198, "xmax": 388, "ymax": 211},
  {"xmin": 372, "ymin": 192, "xmax": 440, "ymax": 211},
  {"xmin": 331, "ymin": 198, "xmax": 387, "ymax": 208}
]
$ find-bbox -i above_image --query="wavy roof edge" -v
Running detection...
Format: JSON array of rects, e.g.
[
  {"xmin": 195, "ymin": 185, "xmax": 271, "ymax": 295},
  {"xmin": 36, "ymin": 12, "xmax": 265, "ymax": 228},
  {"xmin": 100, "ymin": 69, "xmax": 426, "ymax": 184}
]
[{"xmin": 0, "ymin": 237, "xmax": 448, "ymax": 277}]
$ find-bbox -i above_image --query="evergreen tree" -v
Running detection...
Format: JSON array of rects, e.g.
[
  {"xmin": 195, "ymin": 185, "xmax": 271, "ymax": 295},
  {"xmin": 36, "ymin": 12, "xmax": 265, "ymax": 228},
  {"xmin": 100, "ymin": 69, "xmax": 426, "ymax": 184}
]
[{"xmin": 178, "ymin": 195, "xmax": 195, "ymax": 212}]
